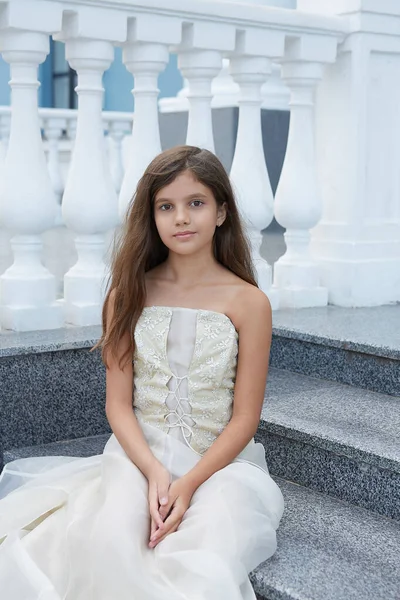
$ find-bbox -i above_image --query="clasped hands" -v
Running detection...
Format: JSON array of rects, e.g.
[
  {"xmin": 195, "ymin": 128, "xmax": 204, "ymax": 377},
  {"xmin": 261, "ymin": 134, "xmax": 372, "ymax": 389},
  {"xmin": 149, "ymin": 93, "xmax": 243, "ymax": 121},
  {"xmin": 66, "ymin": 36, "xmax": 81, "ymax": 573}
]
[{"xmin": 147, "ymin": 461, "xmax": 196, "ymax": 549}]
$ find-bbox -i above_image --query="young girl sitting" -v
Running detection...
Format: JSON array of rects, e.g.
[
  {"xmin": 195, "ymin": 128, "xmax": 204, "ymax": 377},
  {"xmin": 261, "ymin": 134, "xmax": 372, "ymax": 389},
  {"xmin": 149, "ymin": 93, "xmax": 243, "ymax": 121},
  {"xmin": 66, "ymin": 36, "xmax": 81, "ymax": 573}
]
[{"xmin": 0, "ymin": 145, "xmax": 284, "ymax": 600}]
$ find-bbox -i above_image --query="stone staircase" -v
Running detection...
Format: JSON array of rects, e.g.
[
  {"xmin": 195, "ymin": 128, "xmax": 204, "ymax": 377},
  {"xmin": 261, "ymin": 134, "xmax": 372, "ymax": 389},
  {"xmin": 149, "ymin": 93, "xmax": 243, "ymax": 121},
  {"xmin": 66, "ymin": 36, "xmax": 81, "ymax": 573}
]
[{"xmin": 1, "ymin": 305, "xmax": 399, "ymax": 600}]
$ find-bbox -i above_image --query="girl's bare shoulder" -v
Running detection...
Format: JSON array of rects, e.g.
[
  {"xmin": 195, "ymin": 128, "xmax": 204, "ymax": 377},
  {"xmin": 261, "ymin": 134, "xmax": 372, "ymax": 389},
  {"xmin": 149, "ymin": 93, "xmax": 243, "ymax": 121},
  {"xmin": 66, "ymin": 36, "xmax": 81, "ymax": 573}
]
[{"xmin": 226, "ymin": 278, "xmax": 271, "ymax": 330}]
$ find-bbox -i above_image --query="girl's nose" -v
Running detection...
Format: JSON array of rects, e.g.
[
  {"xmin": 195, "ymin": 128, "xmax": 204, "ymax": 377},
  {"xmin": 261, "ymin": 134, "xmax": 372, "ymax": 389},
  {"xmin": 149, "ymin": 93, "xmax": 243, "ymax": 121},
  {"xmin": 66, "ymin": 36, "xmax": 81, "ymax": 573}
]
[{"xmin": 175, "ymin": 209, "xmax": 190, "ymax": 225}]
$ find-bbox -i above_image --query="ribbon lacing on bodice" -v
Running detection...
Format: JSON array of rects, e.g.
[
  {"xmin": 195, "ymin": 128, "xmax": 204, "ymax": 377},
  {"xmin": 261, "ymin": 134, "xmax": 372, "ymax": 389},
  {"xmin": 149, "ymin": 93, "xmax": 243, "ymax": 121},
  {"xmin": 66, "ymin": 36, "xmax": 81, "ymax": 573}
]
[{"xmin": 164, "ymin": 373, "xmax": 197, "ymax": 451}]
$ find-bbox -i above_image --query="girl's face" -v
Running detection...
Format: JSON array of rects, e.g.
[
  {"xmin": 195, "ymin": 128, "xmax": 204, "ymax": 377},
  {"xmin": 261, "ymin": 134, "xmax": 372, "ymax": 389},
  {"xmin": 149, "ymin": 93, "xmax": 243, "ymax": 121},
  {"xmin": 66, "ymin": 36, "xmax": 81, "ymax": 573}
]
[{"xmin": 153, "ymin": 170, "xmax": 226, "ymax": 256}]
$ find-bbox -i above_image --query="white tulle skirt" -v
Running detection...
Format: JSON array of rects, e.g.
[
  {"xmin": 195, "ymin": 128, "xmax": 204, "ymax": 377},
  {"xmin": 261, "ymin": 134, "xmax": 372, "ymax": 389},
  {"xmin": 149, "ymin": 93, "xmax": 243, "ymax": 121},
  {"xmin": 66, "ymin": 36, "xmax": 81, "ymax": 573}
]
[{"xmin": 0, "ymin": 423, "xmax": 284, "ymax": 600}]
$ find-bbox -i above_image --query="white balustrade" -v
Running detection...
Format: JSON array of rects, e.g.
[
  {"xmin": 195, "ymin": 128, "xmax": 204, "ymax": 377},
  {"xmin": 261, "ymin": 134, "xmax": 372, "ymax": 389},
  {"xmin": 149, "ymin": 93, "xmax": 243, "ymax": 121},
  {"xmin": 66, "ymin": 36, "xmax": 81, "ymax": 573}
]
[
  {"xmin": 0, "ymin": 102, "xmax": 131, "ymax": 305},
  {"xmin": 42, "ymin": 113, "xmax": 66, "ymax": 221},
  {"xmin": 0, "ymin": 108, "xmax": 11, "ymax": 166},
  {"xmin": 178, "ymin": 50, "xmax": 222, "ymax": 151},
  {"xmin": 4, "ymin": 0, "xmax": 389, "ymax": 332},
  {"xmin": 301, "ymin": 0, "xmax": 400, "ymax": 306},
  {"xmin": 229, "ymin": 38, "xmax": 284, "ymax": 309},
  {"xmin": 0, "ymin": 109, "xmax": 11, "ymax": 279},
  {"xmin": 106, "ymin": 113, "xmax": 132, "ymax": 194},
  {"xmin": 273, "ymin": 35, "xmax": 338, "ymax": 308},
  {"xmin": 60, "ymin": 38, "xmax": 119, "ymax": 326},
  {"xmin": 0, "ymin": 30, "xmax": 63, "ymax": 331},
  {"xmin": 119, "ymin": 42, "xmax": 170, "ymax": 217},
  {"xmin": 66, "ymin": 114, "xmax": 77, "ymax": 147},
  {"xmin": 159, "ymin": 60, "xmax": 290, "ymax": 113}
]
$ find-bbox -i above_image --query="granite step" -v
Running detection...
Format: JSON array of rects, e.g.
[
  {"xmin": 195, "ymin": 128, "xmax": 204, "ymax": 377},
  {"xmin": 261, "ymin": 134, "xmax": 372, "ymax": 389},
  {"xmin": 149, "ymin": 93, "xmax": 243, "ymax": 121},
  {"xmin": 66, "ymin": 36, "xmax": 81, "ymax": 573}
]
[
  {"xmin": 271, "ymin": 305, "xmax": 400, "ymax": 396},
  {"xmin": 3, "ymin": 433, "xmax": 110, "ymax": 464},
  {"xmin": 3, "ymin": 366, "xmax": 400, "ymax": 519},
  {"xmin": 258, "ymin": 367, "xmax": 400, "ymax": 520},
  {"xmin": 252, "ymin": 477, "xmax": 400, "ymax": 600}
]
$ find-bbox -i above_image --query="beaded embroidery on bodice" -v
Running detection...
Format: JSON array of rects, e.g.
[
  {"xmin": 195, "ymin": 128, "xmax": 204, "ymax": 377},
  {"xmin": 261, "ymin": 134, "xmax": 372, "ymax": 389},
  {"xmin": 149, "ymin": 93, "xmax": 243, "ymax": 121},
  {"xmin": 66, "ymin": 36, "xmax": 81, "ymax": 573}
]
[{"xmin": 133, "ymin": 306, "xmax": 238, "ymax": 455}]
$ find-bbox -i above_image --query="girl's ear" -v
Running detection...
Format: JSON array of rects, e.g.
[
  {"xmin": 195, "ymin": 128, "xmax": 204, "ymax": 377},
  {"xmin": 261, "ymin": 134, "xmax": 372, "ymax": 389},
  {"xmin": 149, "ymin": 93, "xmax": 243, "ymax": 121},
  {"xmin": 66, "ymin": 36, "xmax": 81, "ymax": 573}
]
[{"xmin": 217, "ymin": 202, "xmax": 227, "ymax": 227}]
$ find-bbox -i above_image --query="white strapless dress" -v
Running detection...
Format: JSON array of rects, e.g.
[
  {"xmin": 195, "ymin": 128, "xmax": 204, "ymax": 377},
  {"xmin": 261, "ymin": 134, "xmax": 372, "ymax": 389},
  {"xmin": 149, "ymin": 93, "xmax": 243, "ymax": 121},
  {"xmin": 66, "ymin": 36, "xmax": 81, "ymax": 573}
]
[{"xmin": 0, "ymin": 306, "xmax": 284, "ymax": 600}]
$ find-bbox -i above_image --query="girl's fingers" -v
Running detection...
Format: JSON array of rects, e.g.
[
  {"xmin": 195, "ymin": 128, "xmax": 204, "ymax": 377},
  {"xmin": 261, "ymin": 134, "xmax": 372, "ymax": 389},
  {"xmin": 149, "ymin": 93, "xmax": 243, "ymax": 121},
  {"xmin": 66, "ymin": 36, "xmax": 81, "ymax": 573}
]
[
  {"xmin": 158, "ymin": 483, "xmax": 169, "ymax": 509},
  {"xmin": 149, "ymin": 506, "xmax": 182, "ymax": 546},
  {"xmin": 148, "ymin": 484, "xmax": 164, "ymax": 527},
  {"xmin": 149, "ymin": 505, "xmax": 164, "ymax": 530},
  {"xmin": 149, "ymin": 490, "xmax": 164, "ymax": 530},
  {"xmin": 150, "ymin": 521, "xmax": 180, "ymax": 547},
  {"xmin": 159, "ymin": 501, "xmax": 172, "ymax": 521},
  {"xmin": 150, "ymin": 517, "xmax": 158, "ymax": 539},
  {"xmin": 161, "ymin": 505, "xmax": 183, "ymax": 531}
]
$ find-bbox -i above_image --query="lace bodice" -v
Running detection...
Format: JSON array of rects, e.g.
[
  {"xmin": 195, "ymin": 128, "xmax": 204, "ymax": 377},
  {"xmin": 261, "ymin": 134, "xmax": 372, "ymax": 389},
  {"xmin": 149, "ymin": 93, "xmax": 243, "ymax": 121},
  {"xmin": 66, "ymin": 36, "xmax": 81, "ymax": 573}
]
[{"xmin": 133, "ymin": 306, "xmax": 238, "ymax": 455}]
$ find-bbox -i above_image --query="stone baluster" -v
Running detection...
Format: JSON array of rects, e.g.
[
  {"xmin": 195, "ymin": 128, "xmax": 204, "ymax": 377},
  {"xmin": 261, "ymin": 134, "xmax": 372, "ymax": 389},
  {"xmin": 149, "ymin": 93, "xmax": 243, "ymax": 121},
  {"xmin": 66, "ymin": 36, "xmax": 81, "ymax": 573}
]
[
  {"xmin": 0, "ymin": 109, "xmax": 11, "ymax": 277},
  {"xmin": 0, "ymin": 110, "xmax": 11, "ymax": 166},
  {"xmin": 0, "ymin": 31, "xmax": 62, "ymax": 331},
  {"xmin": 61, "ymin": 39, "xmax": 119, "ymax": 326},
  {"xmin": 107, "ymin": 118, "xmax": 131, "ymax": 194},
  {"xmin": 299, "ymin": 0, "xmax": 399, "ymax": 306},
  {"xmin": 178, "ymin": 50, "xmax": 222, "ymax": 151},
  {"xmin": 43, "ymin": 115, "xmax": 66, "ymax": 226},
  {"xmin": 261, "ymin": 63, "xmax": 290, "ymax": 110},
  {"xmin": 229, "ymin": 54, "xmax": 280, "ymax": 308},
  {"xmin": 118, "ymin": 42, "xmax": 169, "ymax": 217},
  {"xmin": 273, "ymin": 36, "xmax": 337, "ymax": 308},
  {"xmin": 0, "ymin": 111, "xmax": 12, "ymax": 278},
  {"xmin": 67, "ymin": 114, "xmax": 77, "ymax": 145},
  {"xmin": 65, "ymin": 114, "xmax": 77, "ymax": 181}
]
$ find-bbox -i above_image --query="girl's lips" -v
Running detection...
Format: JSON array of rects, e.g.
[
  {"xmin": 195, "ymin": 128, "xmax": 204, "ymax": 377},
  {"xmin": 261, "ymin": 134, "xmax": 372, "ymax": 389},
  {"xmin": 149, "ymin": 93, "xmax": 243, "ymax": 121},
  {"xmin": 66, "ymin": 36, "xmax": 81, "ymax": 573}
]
[{"xmin": 174, "ymin": 232, "xmax": 195, "ymax": 238}]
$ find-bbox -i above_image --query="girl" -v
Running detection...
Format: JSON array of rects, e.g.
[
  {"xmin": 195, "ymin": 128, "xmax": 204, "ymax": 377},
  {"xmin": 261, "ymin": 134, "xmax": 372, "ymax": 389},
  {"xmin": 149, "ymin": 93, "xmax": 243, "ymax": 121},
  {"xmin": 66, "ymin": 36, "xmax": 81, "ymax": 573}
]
[{"xmin": 0, "ymin": 145, "xmax": 284, "ymax": 600}]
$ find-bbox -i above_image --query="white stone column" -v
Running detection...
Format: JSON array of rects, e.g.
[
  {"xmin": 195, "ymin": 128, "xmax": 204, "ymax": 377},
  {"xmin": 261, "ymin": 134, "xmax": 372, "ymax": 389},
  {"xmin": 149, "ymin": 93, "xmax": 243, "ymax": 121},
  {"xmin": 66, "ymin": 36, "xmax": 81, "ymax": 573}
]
[
  {"xmin": 178, "ymin": 50, "xmax": 222, "ymax": 151},
  {"xmin": 62, "ymin": 39, "xmax": 119, "ymax": 326},
  {"xmin": 0, "ymin": 109, "xmax": 11, "ymax": 278},
  {"xmin": 229, "ymin": 56, "xmax": 279, "ymax": 309},
  {"xmin": 0, "ymin": 31, "xmax": 63, "ymax": 331},
  {"xmin": 0, "ymin": 110, "xmax": 10, "ymax": 166},
  {"xmin": 301, "ymin": 0, "xmax": 400, "ymax": 306},
  {"xmin": 67, "ymin": 114, "xmax": 77, "ymax": 145},
  {"xmin": 43, "ymin": 114, "xmax": 66, "ymax": 227},
  {"xmin": 273, "ymin": 60, "xmax": 328, "ymax": 308},
  {"xmin": 261, "ymin": 64, "xmax": 291, "ymax": 111},
  {"xmin": 119, "ymin": 43, "xmax": 169, "ymax": 218},
  {"xmin": 107, "ymin": 118, "xmax": 131, "ymax": 194}
]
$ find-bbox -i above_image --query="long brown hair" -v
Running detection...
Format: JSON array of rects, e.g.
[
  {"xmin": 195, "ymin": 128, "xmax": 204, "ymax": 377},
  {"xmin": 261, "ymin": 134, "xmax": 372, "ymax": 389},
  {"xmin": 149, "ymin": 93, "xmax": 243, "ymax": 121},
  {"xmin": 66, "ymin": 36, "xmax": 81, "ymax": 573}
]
[{"xmin": 93, "ymin": 145, "xmax": 258, "ymax": 368}]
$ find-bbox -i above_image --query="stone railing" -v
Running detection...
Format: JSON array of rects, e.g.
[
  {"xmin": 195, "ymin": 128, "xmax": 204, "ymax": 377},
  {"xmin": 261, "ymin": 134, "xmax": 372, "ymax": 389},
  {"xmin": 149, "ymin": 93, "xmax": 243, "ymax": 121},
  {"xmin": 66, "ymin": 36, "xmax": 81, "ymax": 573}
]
[
  {"xmin": 0, "ymin": 105, "xmax": 133, "ymax": 300},
  {"xmin": 0, "ymin": 0, "xmax": 398, "ymax": 332}
]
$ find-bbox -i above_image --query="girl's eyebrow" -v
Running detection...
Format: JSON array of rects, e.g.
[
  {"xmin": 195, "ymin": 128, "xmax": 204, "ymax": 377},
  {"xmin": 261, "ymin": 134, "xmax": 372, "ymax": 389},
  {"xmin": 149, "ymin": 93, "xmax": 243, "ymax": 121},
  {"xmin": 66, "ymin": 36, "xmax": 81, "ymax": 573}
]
[{"xmin": 155, "ymin": 192, "xmax": 208, "ymax": 204}]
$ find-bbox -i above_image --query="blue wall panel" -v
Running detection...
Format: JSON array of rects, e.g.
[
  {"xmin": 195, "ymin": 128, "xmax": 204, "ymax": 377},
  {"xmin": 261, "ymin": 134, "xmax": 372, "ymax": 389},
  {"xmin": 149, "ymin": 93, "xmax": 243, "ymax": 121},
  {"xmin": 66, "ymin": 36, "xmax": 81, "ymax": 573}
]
[
  {"xmin": 0, "ymin": 57, "xmax": 10, "ymax": 105},
  {"xmin": 103, "ymin": 47, "xmax": 134, "ymax": 112}
]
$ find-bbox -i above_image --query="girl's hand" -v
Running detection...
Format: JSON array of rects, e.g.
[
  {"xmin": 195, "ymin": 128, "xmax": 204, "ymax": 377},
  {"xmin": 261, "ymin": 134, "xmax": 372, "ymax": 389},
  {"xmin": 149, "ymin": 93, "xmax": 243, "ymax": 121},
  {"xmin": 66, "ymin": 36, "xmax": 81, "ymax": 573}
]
[
  {"xmin": 146, "ymin": 460, "xmax": 171, "ymax": 542},
  {"xmin": 148, "ymin": 476, "xmax": 197, "ymax": 548}
]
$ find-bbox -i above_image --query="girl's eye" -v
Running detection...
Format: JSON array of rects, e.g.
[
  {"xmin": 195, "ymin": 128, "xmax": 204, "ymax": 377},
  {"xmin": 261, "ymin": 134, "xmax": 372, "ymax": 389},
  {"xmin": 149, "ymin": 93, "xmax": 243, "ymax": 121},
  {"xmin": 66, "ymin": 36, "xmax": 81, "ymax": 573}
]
[{"xmin": 158, "ymin": 200, "xmax": 203, "ymax": 211}]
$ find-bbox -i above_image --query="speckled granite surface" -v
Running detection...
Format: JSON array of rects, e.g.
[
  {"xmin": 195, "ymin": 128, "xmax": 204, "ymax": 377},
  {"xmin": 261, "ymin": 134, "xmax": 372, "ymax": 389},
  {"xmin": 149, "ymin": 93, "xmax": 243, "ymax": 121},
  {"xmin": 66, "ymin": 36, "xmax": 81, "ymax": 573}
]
[
  {"xmin": 0, "ymin": 325, "xmax": 101, "ymax": 357},
  {"xmin": 251, "ymin": 478, "xmax": 400, "ymax": 600},
  {"xmin": 263, "ymin": 368, "xmax": 400, "ymax": 472},
  {"xmin": 258, "ymin": 431, "xmax": 400, "ymax": 520},
  {"xmin": 4, "ymin": 433, "xmax": 110, "ymax": 463},
  {"xmin": 272, "ymin": 304, "xmax": 400, "ymax": 359},
  {"xmin": 271, "ymin": 335, "xmax": 400, "ymax": 396},
  {"xmin": 0, "ymin": 347, "xmax": 109, "ymax": 469},
  {"xmin": 257, "ymin": 368, "xmax": 400, "ymax": 519},
  {"xmin": 271, "ymin": 304, "xmax": 400, "ymax": 396}
]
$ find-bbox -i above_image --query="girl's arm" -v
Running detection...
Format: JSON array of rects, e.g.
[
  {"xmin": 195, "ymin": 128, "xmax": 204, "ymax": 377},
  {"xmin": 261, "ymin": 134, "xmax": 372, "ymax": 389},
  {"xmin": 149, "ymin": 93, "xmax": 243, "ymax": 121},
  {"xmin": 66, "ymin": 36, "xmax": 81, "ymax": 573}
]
[
  {"xmin": 150, "ymin": 289, "xmax": 272, "ymax": 548},
  {"xmin": 104, "ymin": 290, "xmax": 170, "ymax": 532}
]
